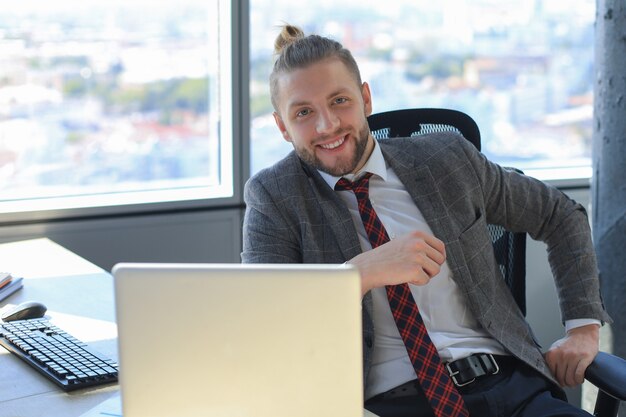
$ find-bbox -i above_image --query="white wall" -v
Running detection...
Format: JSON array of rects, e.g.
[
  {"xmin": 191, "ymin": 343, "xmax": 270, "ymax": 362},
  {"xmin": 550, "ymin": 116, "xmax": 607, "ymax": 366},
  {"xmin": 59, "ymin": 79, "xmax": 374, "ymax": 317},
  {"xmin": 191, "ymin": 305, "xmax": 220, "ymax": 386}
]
[{"xmin": 0, "ymin": 208, "xmax": 244, "ymax": 271}]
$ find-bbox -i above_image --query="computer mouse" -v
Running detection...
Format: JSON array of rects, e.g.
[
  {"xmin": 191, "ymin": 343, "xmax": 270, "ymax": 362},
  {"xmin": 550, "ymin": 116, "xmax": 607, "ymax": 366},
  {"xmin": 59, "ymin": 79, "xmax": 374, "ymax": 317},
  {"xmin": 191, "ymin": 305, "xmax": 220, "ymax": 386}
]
[{"xmin": 1, "ymin": 301, "xmax": 47, "ymax": 322}]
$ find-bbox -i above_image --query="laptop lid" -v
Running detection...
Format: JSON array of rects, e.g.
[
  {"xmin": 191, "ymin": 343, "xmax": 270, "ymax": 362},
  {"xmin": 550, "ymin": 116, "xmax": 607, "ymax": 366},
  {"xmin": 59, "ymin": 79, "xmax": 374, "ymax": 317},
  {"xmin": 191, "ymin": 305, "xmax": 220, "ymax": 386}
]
[{"xmin": 112, "ymin": 263, "xmax": 363, "ymax": 417}]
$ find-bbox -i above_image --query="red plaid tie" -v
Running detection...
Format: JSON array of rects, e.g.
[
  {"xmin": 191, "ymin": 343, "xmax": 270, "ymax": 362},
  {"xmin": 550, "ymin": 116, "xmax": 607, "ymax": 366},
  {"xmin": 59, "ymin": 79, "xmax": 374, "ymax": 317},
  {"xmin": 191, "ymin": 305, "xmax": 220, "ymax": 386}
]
[{"xmin": 336, "ymin": 173, "xmax": 469, "ymax": 417}]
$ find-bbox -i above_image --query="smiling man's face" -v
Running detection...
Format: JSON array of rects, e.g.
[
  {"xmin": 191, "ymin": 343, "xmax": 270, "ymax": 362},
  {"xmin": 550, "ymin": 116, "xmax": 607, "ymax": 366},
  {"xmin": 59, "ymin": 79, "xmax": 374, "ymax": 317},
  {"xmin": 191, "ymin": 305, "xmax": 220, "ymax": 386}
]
[{"xmin": 273, "ymin": 57, "xmax": 374, "ymax": 176}]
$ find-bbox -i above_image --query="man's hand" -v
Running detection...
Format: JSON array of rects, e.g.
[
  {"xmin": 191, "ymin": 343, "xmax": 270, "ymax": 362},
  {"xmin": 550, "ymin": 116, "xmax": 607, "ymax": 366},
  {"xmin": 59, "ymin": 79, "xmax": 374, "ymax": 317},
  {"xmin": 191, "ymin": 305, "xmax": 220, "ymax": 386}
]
[
  {"xmin": 347, "ymin": 231, "xmax": 446, "ymax": 296},
  {"xmin": 544, "ymin": 324, "xmax": 600, "ymax": 387}
]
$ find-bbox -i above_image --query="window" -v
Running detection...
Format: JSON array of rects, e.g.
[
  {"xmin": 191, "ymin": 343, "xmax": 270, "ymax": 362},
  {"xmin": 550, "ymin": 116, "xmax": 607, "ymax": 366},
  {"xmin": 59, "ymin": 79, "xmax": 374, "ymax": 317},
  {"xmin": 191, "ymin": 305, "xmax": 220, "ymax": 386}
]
[
  {"xmin": 0, "ymin": 0, "xmax": 233, "ymax": 217},
  {"xmin": 249, "ymin": 0, "xmax": 594, "ymax": 182}
]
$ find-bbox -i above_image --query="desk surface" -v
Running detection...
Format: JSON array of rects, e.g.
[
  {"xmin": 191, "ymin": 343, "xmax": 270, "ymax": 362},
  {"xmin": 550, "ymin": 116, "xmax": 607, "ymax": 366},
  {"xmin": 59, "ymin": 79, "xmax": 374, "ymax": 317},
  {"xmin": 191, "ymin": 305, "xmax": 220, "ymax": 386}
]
[{"xmin": 0, "ymin": 238, "xmax": 120, "ymax": 417}]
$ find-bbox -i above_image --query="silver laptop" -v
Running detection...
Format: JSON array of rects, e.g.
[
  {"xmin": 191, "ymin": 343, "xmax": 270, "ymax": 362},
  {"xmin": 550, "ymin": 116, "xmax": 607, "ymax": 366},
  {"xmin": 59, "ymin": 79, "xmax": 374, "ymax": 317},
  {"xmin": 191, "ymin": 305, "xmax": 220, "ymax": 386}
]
[{"xmin": 112, "ymin": 263, "xmax": 364, "ymax": 417}]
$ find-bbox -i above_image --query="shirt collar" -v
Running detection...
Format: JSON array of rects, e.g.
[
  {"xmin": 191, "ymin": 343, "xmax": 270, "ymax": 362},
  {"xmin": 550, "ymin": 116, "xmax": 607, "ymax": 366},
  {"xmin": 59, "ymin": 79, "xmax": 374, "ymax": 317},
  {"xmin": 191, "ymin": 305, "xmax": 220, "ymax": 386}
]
[{"xmin": 319, "ymin": 140, "xmax": 388, "ymax": 189}]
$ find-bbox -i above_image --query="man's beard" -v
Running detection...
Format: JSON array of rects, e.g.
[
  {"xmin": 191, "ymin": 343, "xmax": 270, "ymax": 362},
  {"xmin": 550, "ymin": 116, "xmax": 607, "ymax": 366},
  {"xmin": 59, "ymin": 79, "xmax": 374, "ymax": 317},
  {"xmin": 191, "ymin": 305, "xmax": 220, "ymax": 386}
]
[{"xmin": 294, "ymin": 122, "xmax": 371, "ymax": 177}]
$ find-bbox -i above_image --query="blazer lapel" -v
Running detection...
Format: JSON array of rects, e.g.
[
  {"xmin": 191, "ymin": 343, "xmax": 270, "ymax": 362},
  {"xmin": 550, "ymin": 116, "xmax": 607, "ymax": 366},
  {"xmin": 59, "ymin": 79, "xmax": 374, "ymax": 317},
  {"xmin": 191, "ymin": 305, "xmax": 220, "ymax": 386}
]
[
  {"xmin": 380, "ymin": 142, "xmax": 456, "ymax": 244},
  {"xmin": 302, "ymin": 163, "xmax": 363, "ymax": 262}
]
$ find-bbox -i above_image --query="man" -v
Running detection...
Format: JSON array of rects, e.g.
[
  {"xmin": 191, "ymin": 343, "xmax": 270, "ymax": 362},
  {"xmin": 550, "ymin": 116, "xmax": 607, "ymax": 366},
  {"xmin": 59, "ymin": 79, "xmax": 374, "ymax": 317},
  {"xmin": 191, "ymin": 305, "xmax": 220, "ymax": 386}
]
[{"xmin": 242, "ymin": 24, "xmax": 611, "ymax": 417}]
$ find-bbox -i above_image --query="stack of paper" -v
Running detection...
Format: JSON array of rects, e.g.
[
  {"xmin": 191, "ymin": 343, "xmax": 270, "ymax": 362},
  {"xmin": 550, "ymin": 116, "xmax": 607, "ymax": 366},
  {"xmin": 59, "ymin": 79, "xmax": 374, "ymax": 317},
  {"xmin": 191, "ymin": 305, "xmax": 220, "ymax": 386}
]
[{"xmin": 0, "ymin": 272, "xmax": 23, "ymax": 302}]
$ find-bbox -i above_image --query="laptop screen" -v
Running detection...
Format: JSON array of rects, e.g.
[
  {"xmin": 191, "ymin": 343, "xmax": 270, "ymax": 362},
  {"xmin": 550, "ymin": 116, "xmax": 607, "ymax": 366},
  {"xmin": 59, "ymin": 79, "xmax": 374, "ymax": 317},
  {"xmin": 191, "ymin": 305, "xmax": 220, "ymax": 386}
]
[{"xmin": 113, "ymin": 263, "xmax": 363, "ymax": 417}]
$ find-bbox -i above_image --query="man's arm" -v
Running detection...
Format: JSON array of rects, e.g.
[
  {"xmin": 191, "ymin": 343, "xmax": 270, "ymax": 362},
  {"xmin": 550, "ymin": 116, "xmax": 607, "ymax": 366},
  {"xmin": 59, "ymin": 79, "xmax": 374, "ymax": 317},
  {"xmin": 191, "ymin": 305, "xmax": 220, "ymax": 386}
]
[{"xmin": 452, "ymin": 134, "xmax": 609, "ymax": 384}]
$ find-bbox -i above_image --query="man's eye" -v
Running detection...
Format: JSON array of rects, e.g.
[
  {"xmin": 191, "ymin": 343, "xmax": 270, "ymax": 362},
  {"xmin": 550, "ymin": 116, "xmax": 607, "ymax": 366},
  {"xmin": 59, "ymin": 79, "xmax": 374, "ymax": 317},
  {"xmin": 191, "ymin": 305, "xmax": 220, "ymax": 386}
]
[
  {"xmin": 335, "ymin": 97, "xmax": 347, "ymax": 104},
  {"xmin": 296, "ymin": 109, "xmax": 310, "ymax": 117}
]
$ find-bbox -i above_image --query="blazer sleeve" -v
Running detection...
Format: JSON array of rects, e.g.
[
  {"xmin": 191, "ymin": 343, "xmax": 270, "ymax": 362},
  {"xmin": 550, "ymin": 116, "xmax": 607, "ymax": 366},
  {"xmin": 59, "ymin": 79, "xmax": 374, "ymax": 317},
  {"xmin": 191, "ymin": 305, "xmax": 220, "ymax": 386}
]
[{"xmin": 454, "ymin": 135, "xmax": 611, "ymax": 324}]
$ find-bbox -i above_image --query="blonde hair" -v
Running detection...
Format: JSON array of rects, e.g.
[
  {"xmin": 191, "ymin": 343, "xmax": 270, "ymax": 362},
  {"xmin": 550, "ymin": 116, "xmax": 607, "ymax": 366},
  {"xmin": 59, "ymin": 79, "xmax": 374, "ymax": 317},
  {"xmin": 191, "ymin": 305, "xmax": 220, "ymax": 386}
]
[{"xmin": 269, "ymin": 24, "xmax": 362, "ymax": 111}]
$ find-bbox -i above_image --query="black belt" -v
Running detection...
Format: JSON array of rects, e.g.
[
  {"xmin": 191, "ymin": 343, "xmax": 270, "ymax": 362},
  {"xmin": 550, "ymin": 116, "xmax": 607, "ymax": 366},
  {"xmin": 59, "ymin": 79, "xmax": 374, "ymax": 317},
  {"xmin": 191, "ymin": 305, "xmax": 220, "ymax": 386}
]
[{"xmin": 372, "ymin": 354, "xmax": 512, "ymax": 401}]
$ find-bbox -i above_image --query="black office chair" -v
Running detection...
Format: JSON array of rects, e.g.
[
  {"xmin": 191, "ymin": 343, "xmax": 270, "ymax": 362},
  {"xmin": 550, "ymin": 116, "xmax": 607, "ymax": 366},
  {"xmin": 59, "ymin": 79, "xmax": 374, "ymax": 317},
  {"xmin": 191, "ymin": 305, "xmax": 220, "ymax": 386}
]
[{"xmin": 367, "ymin": 108, "xmax": 626, "ymax": 417}]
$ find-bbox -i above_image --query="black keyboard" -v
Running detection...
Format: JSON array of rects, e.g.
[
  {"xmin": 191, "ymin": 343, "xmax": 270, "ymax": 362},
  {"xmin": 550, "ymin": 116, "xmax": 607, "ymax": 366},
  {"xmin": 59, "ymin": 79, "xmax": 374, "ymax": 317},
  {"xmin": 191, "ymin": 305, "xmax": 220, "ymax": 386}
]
[{"xmin": 0, "ymin": 318, "xmax": 118, "ymax": 391}]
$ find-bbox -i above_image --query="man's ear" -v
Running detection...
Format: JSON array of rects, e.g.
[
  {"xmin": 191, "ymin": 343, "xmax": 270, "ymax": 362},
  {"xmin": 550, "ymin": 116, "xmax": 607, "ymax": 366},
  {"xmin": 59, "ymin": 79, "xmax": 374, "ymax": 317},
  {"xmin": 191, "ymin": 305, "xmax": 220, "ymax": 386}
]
[
  {"xmin": 361, "ymin": 82, "xmax": 373, "ymax": 117},
  {"xmin": 273, "ymin": 112, "xmax": 292, "ymax": 142}
]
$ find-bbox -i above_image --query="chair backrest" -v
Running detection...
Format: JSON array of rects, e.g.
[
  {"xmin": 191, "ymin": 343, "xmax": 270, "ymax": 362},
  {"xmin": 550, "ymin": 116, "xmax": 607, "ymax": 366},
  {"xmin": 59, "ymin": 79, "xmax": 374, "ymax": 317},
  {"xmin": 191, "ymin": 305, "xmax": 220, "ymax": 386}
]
[
  {"xmin": 368, "ymin": 108, "xmax": 482, "ymax": 150},
  {"xmin": 367, "ymin": 108, "xmax": 527, "ymax": 315}
]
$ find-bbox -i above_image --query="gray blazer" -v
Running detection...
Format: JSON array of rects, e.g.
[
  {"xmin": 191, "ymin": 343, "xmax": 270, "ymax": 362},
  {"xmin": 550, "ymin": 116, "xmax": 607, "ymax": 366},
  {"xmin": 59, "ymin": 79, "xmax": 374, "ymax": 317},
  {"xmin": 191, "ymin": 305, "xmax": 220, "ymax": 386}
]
[{"xmin": 242, "ymin": 132, "xmax": 610, "ymax": 390}]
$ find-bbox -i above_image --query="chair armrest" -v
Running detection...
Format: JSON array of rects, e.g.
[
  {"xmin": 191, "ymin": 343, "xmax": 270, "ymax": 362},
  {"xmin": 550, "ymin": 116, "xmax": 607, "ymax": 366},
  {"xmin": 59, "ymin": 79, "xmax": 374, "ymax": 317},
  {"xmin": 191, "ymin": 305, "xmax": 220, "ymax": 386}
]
[{"xmin": 585, "ymin": 351, "xmax": 626, "ymax": 401}]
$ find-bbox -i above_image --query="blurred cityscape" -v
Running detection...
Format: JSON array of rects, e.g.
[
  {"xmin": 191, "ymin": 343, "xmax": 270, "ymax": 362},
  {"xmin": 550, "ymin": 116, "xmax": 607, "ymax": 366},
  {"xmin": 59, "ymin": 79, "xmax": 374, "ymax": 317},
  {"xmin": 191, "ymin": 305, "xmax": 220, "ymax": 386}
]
[
  {"xmin": 0, "ymin": 0, "xmax": 596, "ymax": 203},
  {"xmin": 0, "ymin": 1, "xmax": 219, "ymax": 201},
  {"xmin": 250, "ymin": 0, "xmax": 595, "ymax": 178}
]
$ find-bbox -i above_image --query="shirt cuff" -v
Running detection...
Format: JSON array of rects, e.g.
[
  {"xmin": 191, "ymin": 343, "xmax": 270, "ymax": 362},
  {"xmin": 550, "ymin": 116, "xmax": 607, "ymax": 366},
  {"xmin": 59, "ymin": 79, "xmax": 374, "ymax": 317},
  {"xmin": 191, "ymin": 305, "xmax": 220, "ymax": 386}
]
[{"xmin": 565, "ymin": 318, "xmax": 602, "ymax": 333}]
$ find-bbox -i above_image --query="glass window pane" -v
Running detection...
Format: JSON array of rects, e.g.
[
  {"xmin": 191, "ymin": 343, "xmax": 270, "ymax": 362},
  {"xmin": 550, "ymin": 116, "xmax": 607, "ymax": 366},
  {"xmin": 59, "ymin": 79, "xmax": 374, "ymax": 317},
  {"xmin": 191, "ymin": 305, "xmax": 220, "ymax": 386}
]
[
  {"xmin": 249, "ymin": 0, "xmax": 594, "ymax": 180},
  {"xmin": 0, "ymin": 0, "xmax": 232, "ymax": 214}
]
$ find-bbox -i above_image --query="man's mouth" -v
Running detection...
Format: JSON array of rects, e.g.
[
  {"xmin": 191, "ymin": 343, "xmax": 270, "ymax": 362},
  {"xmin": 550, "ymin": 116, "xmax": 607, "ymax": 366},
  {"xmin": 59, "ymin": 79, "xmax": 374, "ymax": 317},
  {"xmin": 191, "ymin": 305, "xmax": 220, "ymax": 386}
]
[{"xmin": 318, "ymin": 136, "xmax": 346, "ymax": 150}]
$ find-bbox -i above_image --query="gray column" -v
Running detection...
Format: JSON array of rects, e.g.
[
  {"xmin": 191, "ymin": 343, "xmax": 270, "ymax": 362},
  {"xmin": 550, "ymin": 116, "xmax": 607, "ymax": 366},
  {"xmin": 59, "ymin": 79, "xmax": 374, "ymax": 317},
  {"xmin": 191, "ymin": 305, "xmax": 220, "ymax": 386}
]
[{"xmin": 593, "ymin": 0, "xmax": 626, "ymax": 367}]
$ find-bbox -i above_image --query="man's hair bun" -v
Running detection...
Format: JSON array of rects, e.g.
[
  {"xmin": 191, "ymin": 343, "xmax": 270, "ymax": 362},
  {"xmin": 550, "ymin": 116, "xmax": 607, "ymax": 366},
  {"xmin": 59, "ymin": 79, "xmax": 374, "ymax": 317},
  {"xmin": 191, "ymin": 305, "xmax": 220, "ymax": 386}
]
[{"xmin": 274, "ymin": 24, "xmax": 305, "ymax": 55}]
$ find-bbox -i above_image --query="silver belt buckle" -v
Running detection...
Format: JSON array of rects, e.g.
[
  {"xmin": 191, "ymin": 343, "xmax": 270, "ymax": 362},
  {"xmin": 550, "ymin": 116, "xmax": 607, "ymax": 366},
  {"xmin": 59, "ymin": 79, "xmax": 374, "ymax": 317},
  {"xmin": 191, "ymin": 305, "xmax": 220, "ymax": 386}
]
[
  {"xmin": 446, "ymin": 354, "xmax": 500, "ymax": 387},
  {"xmin": 446, "ymin": 363, "xmax": 476, "ymax": 387}
]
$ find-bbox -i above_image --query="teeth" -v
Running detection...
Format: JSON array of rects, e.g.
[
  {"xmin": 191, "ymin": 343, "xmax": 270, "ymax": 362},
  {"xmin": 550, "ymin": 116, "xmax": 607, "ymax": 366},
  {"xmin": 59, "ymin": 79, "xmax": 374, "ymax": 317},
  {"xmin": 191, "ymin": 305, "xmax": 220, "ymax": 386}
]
[{"xmin": 320, "ymin": 137, "xmax": 345, "ymax": 150}]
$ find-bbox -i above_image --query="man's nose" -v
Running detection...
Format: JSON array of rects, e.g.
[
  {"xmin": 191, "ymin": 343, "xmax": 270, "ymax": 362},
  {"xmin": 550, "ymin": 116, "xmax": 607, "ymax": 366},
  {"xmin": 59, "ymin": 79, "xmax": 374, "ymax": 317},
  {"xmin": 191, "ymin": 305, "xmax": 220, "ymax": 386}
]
[{"xmin": 316, "ymin": 108, "xmax": 340, "ymax": 134}]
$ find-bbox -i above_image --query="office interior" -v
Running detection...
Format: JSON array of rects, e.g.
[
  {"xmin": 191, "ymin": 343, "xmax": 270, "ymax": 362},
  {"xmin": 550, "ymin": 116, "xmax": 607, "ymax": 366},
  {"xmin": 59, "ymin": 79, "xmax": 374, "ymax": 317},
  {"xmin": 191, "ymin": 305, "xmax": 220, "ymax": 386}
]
[{"xmin": 1, "ymin": 0, "xmax": 624, "ymax": 413}]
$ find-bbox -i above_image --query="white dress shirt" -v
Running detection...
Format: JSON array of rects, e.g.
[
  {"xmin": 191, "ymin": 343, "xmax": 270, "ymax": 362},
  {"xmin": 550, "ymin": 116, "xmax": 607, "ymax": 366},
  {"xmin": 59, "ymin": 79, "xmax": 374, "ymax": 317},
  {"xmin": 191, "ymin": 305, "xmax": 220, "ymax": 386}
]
[{"xmin": 319, "ymin": 140, "xmax": 598, "ymax": 399}]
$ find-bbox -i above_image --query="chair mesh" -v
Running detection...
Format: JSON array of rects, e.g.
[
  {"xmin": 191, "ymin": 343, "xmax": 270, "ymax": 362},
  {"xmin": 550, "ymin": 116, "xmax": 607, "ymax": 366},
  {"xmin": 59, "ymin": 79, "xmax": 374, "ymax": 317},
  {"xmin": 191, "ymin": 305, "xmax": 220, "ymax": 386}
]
[
  {"xmin": 371, "ymin": 124, "xmax": 462, "ymax": 140},
  {"xmin": 412, "ymin": 124, "xmax": 462, "ymax": 137}
]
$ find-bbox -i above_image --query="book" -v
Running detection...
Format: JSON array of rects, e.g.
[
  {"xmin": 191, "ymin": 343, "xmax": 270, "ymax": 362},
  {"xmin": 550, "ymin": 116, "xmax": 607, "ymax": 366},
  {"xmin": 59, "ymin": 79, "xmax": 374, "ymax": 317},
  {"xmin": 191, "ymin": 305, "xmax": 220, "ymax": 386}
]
[{"xmin": 0, "ymin": 276, "xmax": 23, "ymax": 302}]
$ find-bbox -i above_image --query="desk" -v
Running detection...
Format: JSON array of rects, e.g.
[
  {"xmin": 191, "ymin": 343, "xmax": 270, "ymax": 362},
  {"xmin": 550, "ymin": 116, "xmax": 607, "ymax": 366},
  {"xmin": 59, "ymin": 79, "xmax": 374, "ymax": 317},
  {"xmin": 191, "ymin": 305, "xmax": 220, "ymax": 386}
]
[
  {"xmin": 1, "ymin": 238, "xmax": 379, "ymax": 417},
  {"xmin": 0, "ymin": 238, "xmax": 119, "ymax": 417}
]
